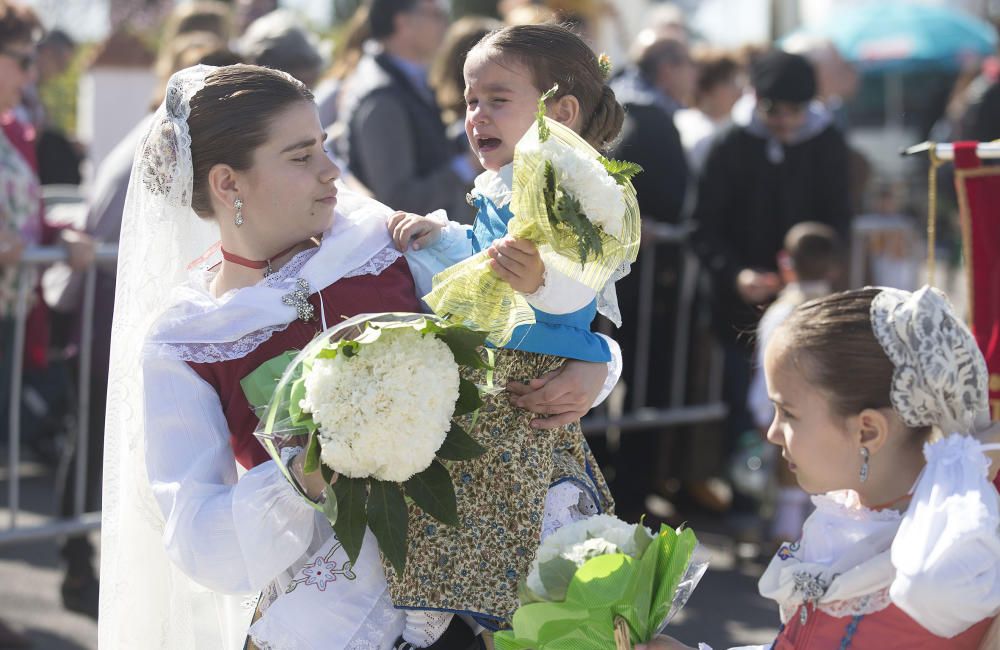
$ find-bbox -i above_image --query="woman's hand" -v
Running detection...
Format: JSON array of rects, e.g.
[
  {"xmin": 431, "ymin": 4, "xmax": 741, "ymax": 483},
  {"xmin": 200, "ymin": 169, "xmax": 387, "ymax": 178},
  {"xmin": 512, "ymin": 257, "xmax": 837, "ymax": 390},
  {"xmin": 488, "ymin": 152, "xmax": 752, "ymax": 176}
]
[
  {"xmin": 389, "ymin": 210, "xmax": 443, "ymax": 251},
  {"xmin": 60, "ymin": 229, "xmax": 96, "ymax": 271},
  {"xmin": 488, "ymin": 237, "xmax": 545, "ymax": 294},
  {"xmin": 0, "ymin": 230, "xmax": 24, "ymax": 267},
  {"xmin": 291, "ymin": 449, "xmax": 336, "ymax": 501},
  {"xmin": 508, "ymin": 359, "xmax": 607, "ymax": 428},
  {"xmin": 635, "ymin": 636, "xmax": 698, "ymax": 650}
]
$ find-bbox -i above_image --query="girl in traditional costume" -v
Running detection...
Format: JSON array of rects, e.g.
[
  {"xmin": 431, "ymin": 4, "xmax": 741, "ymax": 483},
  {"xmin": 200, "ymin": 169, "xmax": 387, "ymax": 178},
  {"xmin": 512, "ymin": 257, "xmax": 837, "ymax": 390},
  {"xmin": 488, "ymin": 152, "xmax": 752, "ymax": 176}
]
[
  {"xmin": 98, "ymin": 64, "xmax": 622, "ymax": 650},
  {"xmin": 386, "ymin": 23, "xmax": 638, "ymax": 644},
  {"xmin": 646, "ymin": 287, "xmax": 1000, "ymax": 650}
]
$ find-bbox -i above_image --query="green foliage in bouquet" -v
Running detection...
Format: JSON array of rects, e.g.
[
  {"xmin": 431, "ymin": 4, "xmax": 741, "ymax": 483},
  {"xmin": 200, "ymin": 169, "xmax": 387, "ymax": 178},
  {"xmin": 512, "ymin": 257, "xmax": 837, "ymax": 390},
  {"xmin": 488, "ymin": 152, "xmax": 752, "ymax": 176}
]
[
  {"xmin": 494, "ymin": 525, "xmax": 699, "ymax": 650},
  {"xmin": 240, "ymin": 316, "xmax": 491, "ymax": 574}
]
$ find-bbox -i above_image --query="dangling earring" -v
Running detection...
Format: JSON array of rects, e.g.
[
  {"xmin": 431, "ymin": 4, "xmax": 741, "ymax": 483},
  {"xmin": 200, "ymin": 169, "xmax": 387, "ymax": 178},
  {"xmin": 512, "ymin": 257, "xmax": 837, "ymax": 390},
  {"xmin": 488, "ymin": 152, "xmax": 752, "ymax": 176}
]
[
  {"xmin": 859, "ymin": 446, "xmax": 870, "ymax": 483},
  {"xmin": 234, "ymin": 197, "xmax": 244, "ymax": 227}
]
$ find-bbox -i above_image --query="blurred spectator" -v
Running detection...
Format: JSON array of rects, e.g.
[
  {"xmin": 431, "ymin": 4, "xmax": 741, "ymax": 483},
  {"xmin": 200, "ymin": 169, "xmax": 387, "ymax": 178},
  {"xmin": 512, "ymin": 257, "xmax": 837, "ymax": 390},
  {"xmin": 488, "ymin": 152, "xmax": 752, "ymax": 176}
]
[
  {"xmin": 502, "ymin": 3, "xmax": 555, "ymax": 25},
  {"xmin": 235, "ymin": 0, "xmax": 280, "ymax": 34},
  {"xmin": 604, "ymin": 35, "xmax": 694, "ymax": 520},
  {"xmin": 692, "ymin": 50, "xmax": 850, "ymax": 537},
  {"xmin": 746, "ymin": 222, "xmax": 840, "ymax": 543},
  {"xmin": 40, "ymin": 24, "xmax": 239, "ymax": 621},
  {"xmin": 314, "ymin": 3, "xmax": 371, "ymax": 129},
  {"xmin": 239, "ymin": 9, "xmax": 326, "ymax": 89},
  {"xmin": 429, "ymin": 16, "xmax": 501, "ymax": 151},
  {"xmin": 336, "ymin": 0, "xmax": 474, "ymax": 221},
  {"xmin": 155, "ymin": 0, "xmax": 235, "ymax": 81},
  {"xmin": 673, "ymin": 47, "xmax": 744, "ymax": 174},
  {"xmin": 27, "ymin": 29, "xmax": 85, "ymax": 185},
  {"xmin": 781, "ymin": 35, "xmax": 858, "ymax": 126},
  {"xmin": 958, "ymin": 56, "xmax": 1000, "ymax": 143}
]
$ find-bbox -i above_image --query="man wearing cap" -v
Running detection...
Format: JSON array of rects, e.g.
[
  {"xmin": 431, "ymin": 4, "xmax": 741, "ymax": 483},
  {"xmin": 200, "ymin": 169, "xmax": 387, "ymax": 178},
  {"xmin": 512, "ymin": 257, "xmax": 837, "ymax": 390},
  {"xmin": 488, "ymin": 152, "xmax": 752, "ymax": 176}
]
[
  {"xmin": 335, "ymin": 0, "xmax": 475, "ymax": 222},
  {"xmin": 691, "ymin": 49, "xmax": 850, "ymax": 536}
]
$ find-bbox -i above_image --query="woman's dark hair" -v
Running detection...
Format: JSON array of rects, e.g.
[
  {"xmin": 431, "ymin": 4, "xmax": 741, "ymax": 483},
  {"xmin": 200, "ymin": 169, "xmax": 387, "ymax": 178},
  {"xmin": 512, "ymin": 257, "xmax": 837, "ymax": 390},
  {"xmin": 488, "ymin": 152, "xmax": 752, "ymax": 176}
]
[
  {"xmin": 368, "ymin": 0, "xmax": 419, "ymax": 40},
  {"xmin": 469, "ymin": 23, "xmax": 624, "ymax": 150},
  {"xmin": 0, "ymin": 0, "xmax": 40, "ymax": 49},
  {"xmin": 692, "ymin": 47, "xmax": 741, "ymax": 101},
  {"xmin": 187, "ymin": 64, "xmax": 314, "ymax": 217},
  {"xmin": 777, "ymin": 288, "xmax": 929, "ymax": 438}
]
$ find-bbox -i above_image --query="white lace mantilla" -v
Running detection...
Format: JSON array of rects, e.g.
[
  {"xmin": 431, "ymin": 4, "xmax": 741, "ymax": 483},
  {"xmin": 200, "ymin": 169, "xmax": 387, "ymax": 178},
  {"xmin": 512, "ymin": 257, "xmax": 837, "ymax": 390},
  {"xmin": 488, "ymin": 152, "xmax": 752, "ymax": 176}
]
[{"xmin": 156, "ymin": 246, "xmax": 402, "ymax": 364}]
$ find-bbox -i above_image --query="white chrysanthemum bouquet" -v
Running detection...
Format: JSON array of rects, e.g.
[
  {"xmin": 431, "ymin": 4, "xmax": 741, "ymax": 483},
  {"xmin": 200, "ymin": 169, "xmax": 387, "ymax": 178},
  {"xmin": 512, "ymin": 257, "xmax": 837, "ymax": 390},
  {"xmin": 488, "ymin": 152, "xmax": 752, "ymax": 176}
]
[
  {"xmin": 242, "ymin": 313, "xmax": 490, "ymax": 573},
  {"xmin": 494, "ymin": 515, "xmax": 708, "ymax": 650},
  {"xmin": 425, "ymin": 86, "xmax": 642, "ymax": 345}
]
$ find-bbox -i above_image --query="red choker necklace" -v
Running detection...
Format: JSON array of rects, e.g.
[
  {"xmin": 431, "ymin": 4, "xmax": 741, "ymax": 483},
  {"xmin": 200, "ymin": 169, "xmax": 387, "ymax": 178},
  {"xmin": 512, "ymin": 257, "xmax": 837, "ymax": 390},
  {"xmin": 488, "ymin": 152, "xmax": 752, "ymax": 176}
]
[{"xmin": 220, "ymin": 242, "xmax": 301, "ymax": 277}]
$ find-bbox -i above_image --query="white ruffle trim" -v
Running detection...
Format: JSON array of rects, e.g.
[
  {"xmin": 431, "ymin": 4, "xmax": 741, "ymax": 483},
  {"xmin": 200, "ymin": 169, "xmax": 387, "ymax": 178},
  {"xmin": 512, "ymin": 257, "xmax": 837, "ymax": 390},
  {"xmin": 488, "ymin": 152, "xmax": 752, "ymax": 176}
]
[{"xmin": 154, "ymin": 246, "xmax": 402, "ymax": 363}]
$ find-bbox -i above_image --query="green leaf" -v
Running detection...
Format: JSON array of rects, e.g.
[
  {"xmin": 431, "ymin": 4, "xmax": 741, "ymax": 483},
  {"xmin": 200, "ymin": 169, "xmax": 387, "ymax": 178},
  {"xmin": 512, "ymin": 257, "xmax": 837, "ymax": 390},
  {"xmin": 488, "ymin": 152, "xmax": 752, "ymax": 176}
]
[
  {"xmin": 322, "ymin": 485, "xmax": 339, "ymax": 525},
  {"xmin": 454, "ymin": 377, "xmax": 484, "ymax": 416},
  {"xmin": 434, "ymin": 326, "xmax": 490, "ymax": 369},
  {"xmin": 320, "ymin": 464, "xmax": 336, "ymax": 485},
  {"xmin": 332, "ymin": 476, "xmax": 369, "ymax": 566},
  {"xmin": 436, "ymin": 422, "xmax": 486, "ymax": 461},
  {"xmin": 403, "ymin": 460, "xmax": 459, "ymax": 526},
  {"xmin": 367, "ymin": 480, "xmax": 409, "ymax": 574},
  {"xmin": 303, "ymin": 432, "xmax": 321, "ymax": 474},
  {"xmin": 600, "ymin": 157, "xmax": 644, "ymax": 185},
  {"xmin": 650, "ymin": 526, "xmax": 697, "ymax": 629},
  {"xmin": 632, "ymin": 522, "xmax": 655, "ymax": 558},
  {"xmin": 287, "ymin": 377, "xmax": 307, "ymax": 424},
  {"xmin": 240, "ymin": 350, "xmax": 297, "ymax": 410},
  {"xmin": 537, "ymin": 556, "xmax": 578, "ymax": 601}
]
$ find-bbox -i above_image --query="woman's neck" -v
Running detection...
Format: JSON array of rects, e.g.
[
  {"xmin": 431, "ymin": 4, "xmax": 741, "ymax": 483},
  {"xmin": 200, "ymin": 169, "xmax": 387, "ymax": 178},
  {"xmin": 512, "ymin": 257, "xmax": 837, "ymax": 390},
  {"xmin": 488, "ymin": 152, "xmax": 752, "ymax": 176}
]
[{"xmin": 210, "ymin": 238, "xmax": 317, "ymax": 298}]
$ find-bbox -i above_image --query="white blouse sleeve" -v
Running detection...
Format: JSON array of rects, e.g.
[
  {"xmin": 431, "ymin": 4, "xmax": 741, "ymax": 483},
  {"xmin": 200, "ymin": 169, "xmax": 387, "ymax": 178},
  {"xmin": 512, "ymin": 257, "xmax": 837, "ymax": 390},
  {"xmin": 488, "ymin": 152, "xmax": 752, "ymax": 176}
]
[
  {"xmin": 143, "ymin": 355, "xmax": 318, "ymax": 595},
  {"xmin": 889, "ymin": 435, "xmax": 1000, "ymax": 637},
  {"xmin": 403, "ymin": 214, "xmax": 474, "ymax": 299},
  {"xmin": 593, "ymin": 333, "xmax": 622, "ymax": 408}
]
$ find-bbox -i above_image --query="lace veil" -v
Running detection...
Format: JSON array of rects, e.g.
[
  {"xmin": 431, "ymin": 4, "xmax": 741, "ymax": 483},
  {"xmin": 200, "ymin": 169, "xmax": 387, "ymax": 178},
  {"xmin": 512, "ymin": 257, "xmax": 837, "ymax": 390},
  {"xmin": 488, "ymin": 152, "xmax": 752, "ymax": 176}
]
[{"xmin": 99, "ymin": 65, "xmax": 253, "ymax": 649}]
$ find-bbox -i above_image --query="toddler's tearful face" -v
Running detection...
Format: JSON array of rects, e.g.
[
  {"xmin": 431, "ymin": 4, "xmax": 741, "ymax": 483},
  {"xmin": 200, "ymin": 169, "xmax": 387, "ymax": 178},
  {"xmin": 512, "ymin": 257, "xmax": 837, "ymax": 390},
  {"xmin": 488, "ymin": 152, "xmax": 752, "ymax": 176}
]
[{"xmin": 463, "ymin": 53, "xmax": 542, "ymax": 172}]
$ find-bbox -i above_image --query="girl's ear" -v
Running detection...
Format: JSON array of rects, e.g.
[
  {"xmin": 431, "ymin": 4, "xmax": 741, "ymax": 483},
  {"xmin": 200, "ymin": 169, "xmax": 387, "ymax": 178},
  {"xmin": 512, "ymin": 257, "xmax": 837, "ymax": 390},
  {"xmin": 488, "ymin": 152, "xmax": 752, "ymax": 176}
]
[
  {"xmin": 854, "ymin": 408, "xmax": 891, "ymax": 455},
  {"xmin": 208, "ymin": 163, "xmax": 241, "ymax": 214},
  {"xmin": 551, "ymin": 94, "xmax": 582, "ymax": 131}
]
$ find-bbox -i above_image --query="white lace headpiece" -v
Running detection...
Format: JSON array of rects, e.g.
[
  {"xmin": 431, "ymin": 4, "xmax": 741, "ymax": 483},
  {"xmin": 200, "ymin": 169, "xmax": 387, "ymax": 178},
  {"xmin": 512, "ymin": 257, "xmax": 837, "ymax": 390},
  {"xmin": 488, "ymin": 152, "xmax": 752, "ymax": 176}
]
[{"xmin": 870, "ymin": 286, "xmax": 990, "ymax": 436}]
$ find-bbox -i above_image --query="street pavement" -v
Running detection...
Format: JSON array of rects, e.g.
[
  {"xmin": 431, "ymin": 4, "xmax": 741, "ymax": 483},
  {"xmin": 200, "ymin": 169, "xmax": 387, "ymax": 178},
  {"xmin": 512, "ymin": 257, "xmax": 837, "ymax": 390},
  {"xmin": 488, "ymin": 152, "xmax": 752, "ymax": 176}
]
[{"xmin": 0, "ymin": 463, "xmax": 778, "ymax": 649}]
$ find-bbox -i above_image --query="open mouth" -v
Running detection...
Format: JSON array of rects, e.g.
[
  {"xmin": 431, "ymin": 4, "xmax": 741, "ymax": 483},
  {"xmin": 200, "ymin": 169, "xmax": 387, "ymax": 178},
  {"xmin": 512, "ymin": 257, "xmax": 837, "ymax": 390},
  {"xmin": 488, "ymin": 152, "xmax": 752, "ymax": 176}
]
[{"xmin": 477, "ymin": 137, "xmax": 502, "ymax": 153}]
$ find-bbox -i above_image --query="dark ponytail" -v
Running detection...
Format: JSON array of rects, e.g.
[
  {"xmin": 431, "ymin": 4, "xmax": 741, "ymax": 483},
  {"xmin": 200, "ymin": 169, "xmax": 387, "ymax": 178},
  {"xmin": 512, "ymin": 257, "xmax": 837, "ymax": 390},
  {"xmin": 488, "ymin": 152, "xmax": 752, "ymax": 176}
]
[{"xmin": 581, "ymin": 84, "xmax": 625, "ymax": 150}]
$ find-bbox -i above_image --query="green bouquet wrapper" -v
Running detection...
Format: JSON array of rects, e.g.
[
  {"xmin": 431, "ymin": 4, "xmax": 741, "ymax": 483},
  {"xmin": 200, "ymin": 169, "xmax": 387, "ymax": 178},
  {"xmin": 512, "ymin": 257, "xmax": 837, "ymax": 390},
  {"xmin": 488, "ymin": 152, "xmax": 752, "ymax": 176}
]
[{"xmin": 494, "ymin": 524, "xmax": 707, "ymax": 650}]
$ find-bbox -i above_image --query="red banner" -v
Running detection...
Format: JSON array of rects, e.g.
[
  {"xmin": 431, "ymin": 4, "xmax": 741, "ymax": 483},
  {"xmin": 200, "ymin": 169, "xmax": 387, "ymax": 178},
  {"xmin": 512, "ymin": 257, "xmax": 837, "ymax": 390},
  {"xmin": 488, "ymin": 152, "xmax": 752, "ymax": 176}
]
[{"xmin": 953, "ymin": 143, "xmax": 1000, "ymax": 487}]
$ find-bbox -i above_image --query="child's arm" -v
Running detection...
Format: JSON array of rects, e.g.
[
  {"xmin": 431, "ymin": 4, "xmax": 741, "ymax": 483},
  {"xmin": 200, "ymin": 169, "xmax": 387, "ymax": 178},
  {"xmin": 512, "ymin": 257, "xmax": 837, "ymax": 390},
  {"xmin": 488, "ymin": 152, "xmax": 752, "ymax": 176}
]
[{"xmin": 489, "ymin": 238, "xmax": 596, "ymax": 314}]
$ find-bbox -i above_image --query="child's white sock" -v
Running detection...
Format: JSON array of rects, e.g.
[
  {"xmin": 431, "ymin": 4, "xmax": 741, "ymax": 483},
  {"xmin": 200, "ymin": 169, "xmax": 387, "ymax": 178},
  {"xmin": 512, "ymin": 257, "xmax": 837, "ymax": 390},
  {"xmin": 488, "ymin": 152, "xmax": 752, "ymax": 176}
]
[{"xmin": 403, "ymin": 610, "xmax": 453, "ymax": 647}]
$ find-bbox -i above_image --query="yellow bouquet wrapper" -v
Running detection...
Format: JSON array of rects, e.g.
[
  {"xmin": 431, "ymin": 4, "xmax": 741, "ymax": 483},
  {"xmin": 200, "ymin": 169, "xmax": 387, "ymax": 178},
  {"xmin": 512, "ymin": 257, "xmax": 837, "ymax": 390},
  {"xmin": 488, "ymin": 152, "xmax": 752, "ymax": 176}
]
[{"xmin": 424, "ymin": 115, "xmax": 641, "ymax": 346}]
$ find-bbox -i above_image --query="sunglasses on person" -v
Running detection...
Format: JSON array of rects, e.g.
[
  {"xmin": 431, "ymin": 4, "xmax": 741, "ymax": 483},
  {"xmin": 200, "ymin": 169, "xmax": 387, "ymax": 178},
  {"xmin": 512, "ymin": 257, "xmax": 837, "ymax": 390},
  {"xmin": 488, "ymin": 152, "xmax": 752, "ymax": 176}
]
[{"xmin": 1, "ymin": 48, "xmax": 35, "ymax": 71}]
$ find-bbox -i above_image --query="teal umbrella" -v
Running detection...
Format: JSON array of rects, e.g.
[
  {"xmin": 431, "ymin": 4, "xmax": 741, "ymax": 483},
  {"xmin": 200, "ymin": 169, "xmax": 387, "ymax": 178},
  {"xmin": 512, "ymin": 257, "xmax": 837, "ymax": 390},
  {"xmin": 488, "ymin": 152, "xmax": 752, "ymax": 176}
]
[{"xmin": 785, "ymin": 1, "xmax": 997, "ymax": 72}]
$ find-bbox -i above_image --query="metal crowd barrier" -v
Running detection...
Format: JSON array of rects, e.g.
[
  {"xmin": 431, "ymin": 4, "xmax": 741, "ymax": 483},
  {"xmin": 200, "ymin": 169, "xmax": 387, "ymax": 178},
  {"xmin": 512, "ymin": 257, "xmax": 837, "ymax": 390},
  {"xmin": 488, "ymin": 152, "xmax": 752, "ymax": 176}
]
[
  {"xmin": 0, "ymin": 222, "xmax": 723, "ymax": 545},
  {"xmin": 582, "ymin": 222, "xmax": 727, "ymax": 435},
  {"xmin": 1, "ymin": 243, "xmax": 117, "ymax": 546}
]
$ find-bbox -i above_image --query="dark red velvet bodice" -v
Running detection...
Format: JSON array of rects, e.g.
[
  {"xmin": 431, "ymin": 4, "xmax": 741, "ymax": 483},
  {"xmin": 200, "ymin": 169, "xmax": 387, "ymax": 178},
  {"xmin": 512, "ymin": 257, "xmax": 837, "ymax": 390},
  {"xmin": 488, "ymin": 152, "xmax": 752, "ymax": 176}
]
[{"xmin": 187, "ymin": 256, "xmax": 422, "ymax": 469}]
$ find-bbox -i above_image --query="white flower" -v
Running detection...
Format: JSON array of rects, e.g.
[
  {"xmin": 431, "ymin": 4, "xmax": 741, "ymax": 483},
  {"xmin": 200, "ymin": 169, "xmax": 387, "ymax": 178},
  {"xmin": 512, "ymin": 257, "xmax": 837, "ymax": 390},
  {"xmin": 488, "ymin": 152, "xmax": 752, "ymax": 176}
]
[
  {"xmin": 526, "ymin": 514, "xmax": 651, "ymax": 599},
  {"xmin": 300, "ymin": 327, "xmax": 460, "ymax": 482},
  {"xmin": 534, "ymin": 138, "xmax": 627, "ymax": 239}
]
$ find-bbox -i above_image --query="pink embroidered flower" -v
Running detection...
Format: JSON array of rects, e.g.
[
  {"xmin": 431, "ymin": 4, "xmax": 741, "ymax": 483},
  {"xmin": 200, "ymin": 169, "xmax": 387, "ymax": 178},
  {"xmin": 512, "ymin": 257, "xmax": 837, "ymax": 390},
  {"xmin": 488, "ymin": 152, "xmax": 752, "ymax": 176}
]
[{"xmin": 301, "ymin": 556, "xmax": 340, "ymax": 591}]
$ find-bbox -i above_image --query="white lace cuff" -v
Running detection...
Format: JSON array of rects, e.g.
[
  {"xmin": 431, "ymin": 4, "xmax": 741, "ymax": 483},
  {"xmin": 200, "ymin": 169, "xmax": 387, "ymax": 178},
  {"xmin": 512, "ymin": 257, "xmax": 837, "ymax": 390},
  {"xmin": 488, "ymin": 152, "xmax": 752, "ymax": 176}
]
[
  {"xmin": 593, "ymin": 334, "xmax": 622, "ymax": 408},
  {"xmin": 403, "ymin": 610, "xmax": 454, "ymax": 647},
  {"xmin": 522, "ymin": 262, "xmax": 596, "ymax": 315}
]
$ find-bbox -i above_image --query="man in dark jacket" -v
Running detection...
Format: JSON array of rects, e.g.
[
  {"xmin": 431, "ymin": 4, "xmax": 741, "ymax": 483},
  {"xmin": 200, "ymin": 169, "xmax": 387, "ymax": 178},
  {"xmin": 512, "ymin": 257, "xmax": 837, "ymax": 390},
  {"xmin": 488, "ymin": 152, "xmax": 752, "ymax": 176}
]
[
  {"xmin": 336, "ymin": 0, "xmax": 476, "ymax": 222},
  {"xmin": 692, "ymin": 50, "xmax": 850, "ymax": 530}
]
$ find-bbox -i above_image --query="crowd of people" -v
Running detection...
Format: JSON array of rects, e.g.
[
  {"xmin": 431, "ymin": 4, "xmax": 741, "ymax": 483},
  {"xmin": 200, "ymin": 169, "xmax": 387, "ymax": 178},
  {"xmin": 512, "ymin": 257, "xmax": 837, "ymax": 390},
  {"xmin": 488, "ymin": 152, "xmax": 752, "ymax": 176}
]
[{"xmin": 0, "ymin": 0, "xmax": 998, "ymax": 648}]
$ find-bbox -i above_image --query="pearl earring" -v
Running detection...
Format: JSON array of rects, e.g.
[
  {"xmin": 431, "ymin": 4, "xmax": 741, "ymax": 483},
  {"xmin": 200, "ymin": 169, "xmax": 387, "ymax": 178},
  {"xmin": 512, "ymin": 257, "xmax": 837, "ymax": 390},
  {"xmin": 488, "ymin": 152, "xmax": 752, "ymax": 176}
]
[
  {"xmin": 234, "ymin": 198, "xmax": 244, "ymax": 227},
  {"xmin": 859, "ymin": 446, "xmax": 870, "ymax": 483}
]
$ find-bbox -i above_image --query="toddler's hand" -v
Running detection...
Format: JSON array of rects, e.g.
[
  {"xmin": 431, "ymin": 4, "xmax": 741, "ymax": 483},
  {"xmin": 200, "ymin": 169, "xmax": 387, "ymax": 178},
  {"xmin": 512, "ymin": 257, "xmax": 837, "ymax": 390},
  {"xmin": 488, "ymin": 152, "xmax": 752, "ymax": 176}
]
[
  {"xmin": 388, "ymin": 211, "xmax": 443, "ymax": 252},
  {"xmin": 488, "ymin": 237, "xmax": 544, "ymax": 294}
]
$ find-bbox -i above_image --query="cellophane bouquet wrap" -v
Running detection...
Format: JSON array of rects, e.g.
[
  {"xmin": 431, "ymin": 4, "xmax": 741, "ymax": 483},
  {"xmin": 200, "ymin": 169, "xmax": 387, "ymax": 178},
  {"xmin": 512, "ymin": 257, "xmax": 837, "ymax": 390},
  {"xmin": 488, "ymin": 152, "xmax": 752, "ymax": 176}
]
[
  {"xmin": 425, "ymin": 92, "xmax": 642, "ymax": 345},
  {"xmin": 493, "ymin": 515, "xmax": 708, "ymax": 650},
  {"xmin": 241, "ymin": 313, "xmax": 492, "ymax": 574}
]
